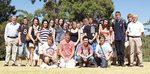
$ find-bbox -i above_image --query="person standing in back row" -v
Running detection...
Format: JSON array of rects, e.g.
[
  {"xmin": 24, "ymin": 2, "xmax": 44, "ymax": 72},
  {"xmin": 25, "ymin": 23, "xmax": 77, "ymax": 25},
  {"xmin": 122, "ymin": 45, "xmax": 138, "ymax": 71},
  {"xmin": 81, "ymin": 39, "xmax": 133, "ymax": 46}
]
[
  {"xmin": 112, "ymin": 11, "xmax": 127, "ymax": 66},
  {"xmin": 126, "ymin": 14, "xmax": 144, "ymax": 67},
  {"xmin": 4, "ymin": 16, "xmax": 20, "ymax": 66},
  {"xmin": 18, "ymin": 17, "xmax": 30, "ymax": 67}
]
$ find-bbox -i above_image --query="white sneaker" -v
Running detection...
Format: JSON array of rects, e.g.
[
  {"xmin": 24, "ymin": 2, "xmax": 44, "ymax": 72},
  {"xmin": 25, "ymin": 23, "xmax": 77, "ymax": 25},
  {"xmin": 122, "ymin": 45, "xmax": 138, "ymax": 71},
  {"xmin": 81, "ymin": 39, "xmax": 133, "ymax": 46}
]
[
  {"xmin": 26, "ymin": 64, "xmax": 30, "ymax": 67},
  {"xmin": 18, "ymin": 64, "xmax": 21, "ymax": 67}
]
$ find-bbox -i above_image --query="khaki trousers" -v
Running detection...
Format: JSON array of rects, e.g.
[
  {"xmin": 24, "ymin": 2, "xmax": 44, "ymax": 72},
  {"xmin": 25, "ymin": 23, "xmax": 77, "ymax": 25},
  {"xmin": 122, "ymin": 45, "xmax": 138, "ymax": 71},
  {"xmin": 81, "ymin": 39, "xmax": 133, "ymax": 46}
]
[
  {"xmin": 129, "ymin": 37, "xmax": 143, "ymax": 65},
  {"xmin": 5, "ymin": 38, "xmax": 18, "ymax": 64}
]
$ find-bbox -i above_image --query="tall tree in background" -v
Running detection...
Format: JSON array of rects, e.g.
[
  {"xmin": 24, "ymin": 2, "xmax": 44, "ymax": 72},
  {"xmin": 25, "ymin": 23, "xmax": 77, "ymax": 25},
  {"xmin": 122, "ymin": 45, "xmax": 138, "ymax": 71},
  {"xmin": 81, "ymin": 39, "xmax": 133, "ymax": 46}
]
[
  {"xmin": 31, "ymin": 0, "xmax": 114, "ymax": 21},
  {"xmin": 0, "ymin": 0, "xmax": 16, "ymax": 24}
]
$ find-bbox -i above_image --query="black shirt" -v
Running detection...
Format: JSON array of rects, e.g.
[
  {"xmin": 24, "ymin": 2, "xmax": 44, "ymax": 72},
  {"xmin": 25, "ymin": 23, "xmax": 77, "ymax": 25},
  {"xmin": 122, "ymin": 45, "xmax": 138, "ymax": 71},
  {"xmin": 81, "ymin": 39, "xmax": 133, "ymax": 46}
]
[
  {"xmin": 83, "ymin": 24, "xmax": 98, "ymax": 40},
  {"xmin": 18, "ymin": 25, "xmax": 29, "ymax": 43},
  {"xmin": 70, "ymin": 31, "xmax": 78, "ymax": 42}
]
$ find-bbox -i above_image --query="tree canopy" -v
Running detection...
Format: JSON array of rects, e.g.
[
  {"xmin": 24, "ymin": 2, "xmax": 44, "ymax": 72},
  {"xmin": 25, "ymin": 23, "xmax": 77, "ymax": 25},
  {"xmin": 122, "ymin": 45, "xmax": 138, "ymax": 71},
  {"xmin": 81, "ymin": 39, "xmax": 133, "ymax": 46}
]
[
  {"xmin": 31, "ymin": 0, "xmax": 114, "ymax": 21},
  {"xmin": 0, "ymin": 0, "xmax": 16, "ymax": 24}
]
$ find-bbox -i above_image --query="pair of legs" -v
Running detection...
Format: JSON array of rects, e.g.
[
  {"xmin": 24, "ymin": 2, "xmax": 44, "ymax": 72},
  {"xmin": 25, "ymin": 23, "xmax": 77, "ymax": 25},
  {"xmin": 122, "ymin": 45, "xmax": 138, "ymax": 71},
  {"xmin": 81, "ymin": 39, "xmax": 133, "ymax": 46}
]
[
  {"xmin": 29, "ymin": 42, "xmax": 39, "ymax": 66},
  {"xmin": 5, "ymin": 38, "xmax": 18, "ymax": 66},
  {"xmin": 115, "ymin": 40, "xmax": 125, "ymax": 66},
  {"xmin": 95, "ymin": 57, "xmax": 108, "ymax": 68},
  {"xmin": 129, "ymin": 37, "xmax": 143, "ymax": 67},
  {"xmin": 38, "ymin": 42, "xmax": 47, "ymax": 66},
  {"xmin": 18, "ymin": 43, "xmax": 30, "ymax": 66},
  {"xmin": 77, "ymin": 56, "xmax": 95, "ymax": 67}
]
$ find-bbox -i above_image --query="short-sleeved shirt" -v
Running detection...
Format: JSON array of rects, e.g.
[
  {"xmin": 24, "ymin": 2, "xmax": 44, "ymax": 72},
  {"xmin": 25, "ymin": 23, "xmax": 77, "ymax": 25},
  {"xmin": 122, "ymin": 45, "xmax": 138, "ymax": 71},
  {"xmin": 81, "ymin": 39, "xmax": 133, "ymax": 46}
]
[
  {"xmin": 44, "ymin": 43, "xmax": 57, "ymax": 56},
  {"xmin": 112, "ymin": 19, "xmax": 127, "ymax": 41},
  {"xmin": 95, "ymin": 42, "xmax": 112, "ymax": 58},
  {"xmin": 126, "ymin": 21, "xmax": 144, "ymax": 36},
  {"xmin": 38, "ymin": 29, "xmax": 52, "ymax": 42},
  {"xmin": 18, "ymin": 25, "xmax": 29, "ymax": 43},
  {"xmin": 83, "ymin": 25, "xmax": 98, "ymax": 40},
  {"xmin": 78, "ymin": 44, "xmax": 93, "ymax": 57},
  {"xmin": 59, "ymin": 40, "xmax": 75, "ymax": 58}
]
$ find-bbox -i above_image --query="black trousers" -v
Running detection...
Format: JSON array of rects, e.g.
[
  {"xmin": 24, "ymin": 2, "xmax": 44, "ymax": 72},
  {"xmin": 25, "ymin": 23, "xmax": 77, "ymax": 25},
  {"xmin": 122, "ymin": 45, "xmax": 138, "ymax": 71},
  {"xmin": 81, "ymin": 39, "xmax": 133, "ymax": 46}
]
[{"xmin": 115, "ymin": 40, "xmax": 125, "ymax": 65}]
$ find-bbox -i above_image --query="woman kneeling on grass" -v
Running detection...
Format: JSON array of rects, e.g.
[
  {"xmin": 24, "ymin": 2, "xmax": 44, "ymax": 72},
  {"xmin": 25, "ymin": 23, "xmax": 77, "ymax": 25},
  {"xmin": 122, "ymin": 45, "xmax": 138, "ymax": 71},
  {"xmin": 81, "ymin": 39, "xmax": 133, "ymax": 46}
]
[
  {"xmin": 40, "ymin": 34, "xmax": 58, "ymax": 68},
  {"xmin": 95, "ymin": 34, "xmax": 113, "ymax": 68}
]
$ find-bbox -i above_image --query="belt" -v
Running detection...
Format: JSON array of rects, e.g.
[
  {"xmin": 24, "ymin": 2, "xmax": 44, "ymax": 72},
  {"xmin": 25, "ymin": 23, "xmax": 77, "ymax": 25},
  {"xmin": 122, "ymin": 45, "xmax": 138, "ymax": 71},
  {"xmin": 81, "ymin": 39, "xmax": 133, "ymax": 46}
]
[
  {"xmin": 7, "ymin": 36, "xmax": 18, "ymax": 38},
  {"xmin": 129, "ymin": 36, "xmax": 140, "ymax": 38}
]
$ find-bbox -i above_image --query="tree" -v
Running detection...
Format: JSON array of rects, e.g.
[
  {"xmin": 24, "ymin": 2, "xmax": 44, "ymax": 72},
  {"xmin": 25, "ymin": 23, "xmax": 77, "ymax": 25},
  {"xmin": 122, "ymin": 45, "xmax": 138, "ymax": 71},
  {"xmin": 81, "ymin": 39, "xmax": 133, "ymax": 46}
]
[
  {"xmin": 144, "ymin": 19, "xmax": 150, "ymax": 25},
  {"xmin": 31, "ymin": 0, "xmax": 114, "ymax": 21},
  {"xmin": 16, "ymin": 9, "xmax": 34, "ymax": 25},
  {"xmin": 0, "ymin": 0, "xmax": 16, "ymax": 24}
]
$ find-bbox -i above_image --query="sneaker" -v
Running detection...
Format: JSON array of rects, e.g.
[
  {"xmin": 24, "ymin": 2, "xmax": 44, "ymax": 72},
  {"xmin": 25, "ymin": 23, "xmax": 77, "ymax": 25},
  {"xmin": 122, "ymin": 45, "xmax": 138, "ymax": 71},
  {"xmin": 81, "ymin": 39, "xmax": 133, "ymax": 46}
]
[
  {"xmin": 139, "ymin": 64, "xmax": 144, "ymax": 67},
  {"xmin": 12, "ymin": 63, "xmax": 17, "ymax": 66},
  {"xmin": 83, "ymin": 63, "xmax": 86, "ymax": 67},
  {"xmin": 126, "ymin": 63, "xmax": 130, "ymax": 66},
  {"xmin": 26, "ymin": 64, "xmax": 30, "ymax": 67},
  {"xmin": 18, "ymin": 64, "xmax": 21, "ymax": 67},
  {"xmin": 111, "ymin": 63, "xmax": 117, "ymax": 66},
  {"xmin": 129, "ymin": 64, "xmax": 134, "ymax": 67},
  {"xmin": 4, "ymin": 64, "xmax": 8, "ymax": 67}
]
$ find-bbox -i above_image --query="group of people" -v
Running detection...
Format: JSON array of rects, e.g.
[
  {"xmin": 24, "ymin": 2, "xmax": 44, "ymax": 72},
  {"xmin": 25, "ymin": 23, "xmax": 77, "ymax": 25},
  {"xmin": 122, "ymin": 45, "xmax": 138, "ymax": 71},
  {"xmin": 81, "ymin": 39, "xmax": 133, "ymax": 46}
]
[{"xmin": 4, "ymin": 11, "xmax": 144, "ymax": 68}]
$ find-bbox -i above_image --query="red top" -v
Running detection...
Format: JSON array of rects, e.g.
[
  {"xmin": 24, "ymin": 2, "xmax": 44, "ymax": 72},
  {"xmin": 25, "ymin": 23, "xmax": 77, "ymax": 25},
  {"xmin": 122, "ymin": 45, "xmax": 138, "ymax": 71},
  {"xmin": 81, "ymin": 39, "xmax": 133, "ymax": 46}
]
[{"xmin": 59, "ymin": 39, "xmax": 75, "ymax": 58}]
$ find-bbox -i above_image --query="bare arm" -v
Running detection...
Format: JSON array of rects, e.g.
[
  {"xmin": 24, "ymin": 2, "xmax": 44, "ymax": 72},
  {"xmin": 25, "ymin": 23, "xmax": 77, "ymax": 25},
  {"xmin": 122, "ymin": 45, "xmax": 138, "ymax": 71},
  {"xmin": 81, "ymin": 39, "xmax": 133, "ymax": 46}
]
[{"xmin": 28, "ymin": 27, "xmax": 35, "ymax": 43}]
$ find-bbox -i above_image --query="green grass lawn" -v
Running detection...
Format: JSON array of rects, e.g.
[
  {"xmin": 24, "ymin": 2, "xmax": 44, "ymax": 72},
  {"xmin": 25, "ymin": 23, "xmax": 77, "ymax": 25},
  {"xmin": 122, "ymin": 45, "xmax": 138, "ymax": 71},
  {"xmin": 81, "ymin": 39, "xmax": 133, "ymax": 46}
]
[{"xmin": 0, "ymin": 61, "xmax": 150, "ymax": 74}]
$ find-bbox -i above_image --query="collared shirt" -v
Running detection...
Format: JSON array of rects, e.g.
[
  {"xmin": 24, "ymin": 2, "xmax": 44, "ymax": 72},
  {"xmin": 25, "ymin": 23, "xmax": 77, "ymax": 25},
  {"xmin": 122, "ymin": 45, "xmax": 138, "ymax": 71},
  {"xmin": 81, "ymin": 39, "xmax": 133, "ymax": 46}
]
[
  {"xmin": 126, "ymin": 21, "xmax": 144, "ymax": 36},
  {"xmin": 59, "ymin": 39, "xmax": 75, "ymax": 58},
  {"xmin": 4, "ymin": 22, "xmax": 20, "ymax": 40},
  {"xmin": 112, "ymin": 19, "xmax": 127, "ymax": 41}
]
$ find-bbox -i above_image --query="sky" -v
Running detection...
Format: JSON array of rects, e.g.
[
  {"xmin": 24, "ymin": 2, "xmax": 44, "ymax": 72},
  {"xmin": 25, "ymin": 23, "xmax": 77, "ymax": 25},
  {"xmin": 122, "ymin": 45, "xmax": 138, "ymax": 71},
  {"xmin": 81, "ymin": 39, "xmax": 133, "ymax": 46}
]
[{"xmin": 11, "ymin": 0, "xmax": 150, "ymax": 23}]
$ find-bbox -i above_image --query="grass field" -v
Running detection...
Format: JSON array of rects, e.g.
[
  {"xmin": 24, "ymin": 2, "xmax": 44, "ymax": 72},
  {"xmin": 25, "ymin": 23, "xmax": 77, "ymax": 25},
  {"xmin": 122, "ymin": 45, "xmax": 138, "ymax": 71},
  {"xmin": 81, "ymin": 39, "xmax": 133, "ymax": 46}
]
[{"xmin": 0, "ymin": 61, "xmax": 150, "ymax": 74}]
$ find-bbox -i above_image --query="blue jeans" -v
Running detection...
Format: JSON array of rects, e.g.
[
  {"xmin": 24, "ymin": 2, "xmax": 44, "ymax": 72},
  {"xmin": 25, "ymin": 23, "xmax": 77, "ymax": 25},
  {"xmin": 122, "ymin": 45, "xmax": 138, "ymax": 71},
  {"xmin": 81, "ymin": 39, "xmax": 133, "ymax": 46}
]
[
  {"xmin": 92, "ymin": 42, "xmax": 97, "ymax": 55},
  {"xmin": 18, "ymin": 43, "xmax": 29, "ymax": 58},
  {"xmin": 77, "ymin": 56, "xmax": 95, "ymax": 64},
  {"xmin": 95, "ymin": 57, "xmax": 108, "ymax": 68}
]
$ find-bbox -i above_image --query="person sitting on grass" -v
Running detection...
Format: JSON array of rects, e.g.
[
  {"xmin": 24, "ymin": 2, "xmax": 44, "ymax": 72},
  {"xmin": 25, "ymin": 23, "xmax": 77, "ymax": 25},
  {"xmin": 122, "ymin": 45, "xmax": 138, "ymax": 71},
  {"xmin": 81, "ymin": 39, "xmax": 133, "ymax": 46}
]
[
  {"xmin": 40, "ymin": 34, "xmax": 57, "ymax": 68},
  {"xmin": 58, "ymin": 31, "xmax": 75, "ymax": 68},
  {"xmin": 95, "ymin": 35, "xmax": 113, "ymax": 68},
  {"xmin": 77, "ymin": 36, "xmax": 95, "ymax": 67}
]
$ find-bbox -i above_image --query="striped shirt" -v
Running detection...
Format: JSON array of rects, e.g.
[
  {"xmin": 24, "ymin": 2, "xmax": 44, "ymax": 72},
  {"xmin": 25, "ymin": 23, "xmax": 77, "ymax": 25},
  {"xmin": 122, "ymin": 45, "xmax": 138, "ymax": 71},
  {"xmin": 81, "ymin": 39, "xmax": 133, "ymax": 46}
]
[{"xmin": 38, "ymin": 29, "xmax": 52, "ymax": 42}]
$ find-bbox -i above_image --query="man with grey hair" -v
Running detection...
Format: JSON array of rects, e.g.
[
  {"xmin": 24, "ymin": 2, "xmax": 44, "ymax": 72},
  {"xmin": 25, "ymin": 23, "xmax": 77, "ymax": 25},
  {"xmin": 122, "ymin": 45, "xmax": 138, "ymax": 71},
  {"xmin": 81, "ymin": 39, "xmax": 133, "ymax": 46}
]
[
  {"xmin": 126, "ymin": 14, "xmax": 144, "ymax": 67},
  {"xmin": 4, "ymin": 16, "xmax": 20, "ymax": 66}
]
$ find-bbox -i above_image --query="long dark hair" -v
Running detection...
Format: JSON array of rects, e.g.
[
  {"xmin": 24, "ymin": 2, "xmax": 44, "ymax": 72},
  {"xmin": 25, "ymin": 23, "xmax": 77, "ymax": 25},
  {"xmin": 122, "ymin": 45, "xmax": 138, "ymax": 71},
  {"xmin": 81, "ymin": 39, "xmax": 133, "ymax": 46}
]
[
  {"xmin": 49, "ymin": 19, "xmax": 55, "ymax": 28},
  {"xmin": 102, "ymin": 19, "xmax": 110, "ymax": 30},
  {"xmin": 41, "ymin": 19, "xmax": 49, "ymax": 29},
  {"xmin": 58, "ymin": 18, "xmax": 64, "ymax": 28},
  {"xmin": 32, "ymin": 17, "xmax": 40, "ymax": 26}
]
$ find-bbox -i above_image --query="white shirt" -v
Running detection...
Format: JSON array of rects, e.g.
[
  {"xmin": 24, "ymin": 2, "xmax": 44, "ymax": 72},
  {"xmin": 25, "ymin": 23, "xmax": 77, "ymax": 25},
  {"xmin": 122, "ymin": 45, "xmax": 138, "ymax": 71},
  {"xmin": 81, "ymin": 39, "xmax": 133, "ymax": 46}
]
[
  {"xmin": 95, "ymin": 42, "xmax": 112, "ymax": 58},
  {"xmin": 44, "ymin": 43, "xmax": 57, "ymax": 56},
  {"xmin": 126, "ymin": 21, "xmax": 144, "ymax": 36},
  {"xmin": 4, "ymin": 22, "xmax": 20, "ymax": 41}
]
